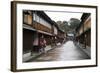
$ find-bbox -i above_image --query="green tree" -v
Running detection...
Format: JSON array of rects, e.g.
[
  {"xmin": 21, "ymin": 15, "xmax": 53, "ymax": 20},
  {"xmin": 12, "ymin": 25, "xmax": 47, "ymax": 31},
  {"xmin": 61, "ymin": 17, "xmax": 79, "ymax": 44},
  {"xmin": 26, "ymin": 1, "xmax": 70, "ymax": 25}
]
[
  {"xmin": 56, "ymin": 21, "xmax": 70, "ymax": 33},
  {"xmin": 69, "ymin": 18, "xmax": 80, "ymax": 29}
]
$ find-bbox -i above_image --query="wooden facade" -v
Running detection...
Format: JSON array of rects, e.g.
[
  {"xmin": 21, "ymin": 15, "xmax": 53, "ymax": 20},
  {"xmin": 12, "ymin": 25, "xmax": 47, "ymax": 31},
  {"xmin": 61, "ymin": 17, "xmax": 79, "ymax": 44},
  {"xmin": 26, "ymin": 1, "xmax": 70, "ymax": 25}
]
[
  {"xmin": 23, "ymin": 10, "xmax": 33, "ymax": 25},
  {"xmin": 52, "ymin": 21, "xmax": 66, "ymax": 44},
  {"xmin": 75, "ymin": 13, "xmax": 91, "ymax": 48},
  {"xmin": 23, "ymin": 29, "xmax": 35, "ymax": 54},
  {"xmin": 23, "ymin": 10, "xmax": 66, "ymax": 53}
]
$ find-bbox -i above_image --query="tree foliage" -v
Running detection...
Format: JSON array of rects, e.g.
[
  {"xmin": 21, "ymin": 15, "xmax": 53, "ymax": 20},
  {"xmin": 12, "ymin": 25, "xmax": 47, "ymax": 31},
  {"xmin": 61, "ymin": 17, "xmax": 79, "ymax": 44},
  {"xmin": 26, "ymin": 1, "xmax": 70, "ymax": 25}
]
[
  {"xmin": 69, "ymin": 18, "xmax": 80, "ymax": 29},
  {"xmin": 56, "ymin": 21, "xmax": 70, "ymax": 33},
  {"xmin": 56, "ymin": 18, "xmax": 80, "ymax": 33}
]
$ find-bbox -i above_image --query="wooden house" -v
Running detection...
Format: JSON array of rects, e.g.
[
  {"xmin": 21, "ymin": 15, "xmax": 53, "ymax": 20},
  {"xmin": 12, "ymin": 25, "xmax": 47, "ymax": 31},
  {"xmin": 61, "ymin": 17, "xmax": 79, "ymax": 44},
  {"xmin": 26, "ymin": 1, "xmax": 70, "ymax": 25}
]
[
  {"xmin": 23, "ymin": 10, "xmax": 67, "ymax": 55},
  {"xmin": 75, "ymin": 13, "xmax": 91, "ymax": 48}
]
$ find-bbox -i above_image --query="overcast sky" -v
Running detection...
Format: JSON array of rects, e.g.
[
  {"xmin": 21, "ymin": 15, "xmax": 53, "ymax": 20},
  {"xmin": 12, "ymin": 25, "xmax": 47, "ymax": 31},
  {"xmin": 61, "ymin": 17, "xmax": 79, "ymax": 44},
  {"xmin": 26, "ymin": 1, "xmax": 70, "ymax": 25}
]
[{"xmin": 44, "ymin": 11, "xmax": 83, "ymax": 22}]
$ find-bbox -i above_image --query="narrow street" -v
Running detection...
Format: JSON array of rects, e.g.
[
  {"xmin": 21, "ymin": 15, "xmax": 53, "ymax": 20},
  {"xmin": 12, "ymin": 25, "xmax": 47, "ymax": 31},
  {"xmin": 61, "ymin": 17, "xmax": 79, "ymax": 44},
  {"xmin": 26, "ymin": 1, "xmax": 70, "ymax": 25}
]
[
  {"xmin": 23, "ymin": 11, "xmax": 91, "ymax": 63},
  {"xmin": 28, "ymin": 41, "xmax": 90, "ymax": 62}
]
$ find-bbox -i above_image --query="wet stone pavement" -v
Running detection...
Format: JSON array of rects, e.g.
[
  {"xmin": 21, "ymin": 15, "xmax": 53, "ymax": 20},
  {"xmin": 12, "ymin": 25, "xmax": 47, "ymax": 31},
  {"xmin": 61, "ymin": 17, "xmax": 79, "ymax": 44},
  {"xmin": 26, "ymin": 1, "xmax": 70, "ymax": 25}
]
[{"xmin": 28, "ymin": 41, "xmax": 90, "ymax": 62}]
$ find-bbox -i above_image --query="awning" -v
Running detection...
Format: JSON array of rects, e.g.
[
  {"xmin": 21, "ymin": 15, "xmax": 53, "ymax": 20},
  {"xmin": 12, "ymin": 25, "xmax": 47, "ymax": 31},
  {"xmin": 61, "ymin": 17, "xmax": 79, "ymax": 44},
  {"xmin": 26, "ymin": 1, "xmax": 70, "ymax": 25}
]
[
  {"xmin": 37, "ymin": 30, "xmax": 52, "ymax": 36},
  {"xmin": 23, "ymin": 24, "xmax": 36, "ymax": 31}
]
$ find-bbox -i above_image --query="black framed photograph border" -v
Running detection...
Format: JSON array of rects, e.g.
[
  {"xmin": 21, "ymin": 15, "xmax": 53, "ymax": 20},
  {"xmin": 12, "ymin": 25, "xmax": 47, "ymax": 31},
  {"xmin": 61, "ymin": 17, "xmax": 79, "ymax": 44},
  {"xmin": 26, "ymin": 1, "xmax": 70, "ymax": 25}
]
[{"xmin": 11, "ymin": 1, "xmax": 98, "ymax": 72}]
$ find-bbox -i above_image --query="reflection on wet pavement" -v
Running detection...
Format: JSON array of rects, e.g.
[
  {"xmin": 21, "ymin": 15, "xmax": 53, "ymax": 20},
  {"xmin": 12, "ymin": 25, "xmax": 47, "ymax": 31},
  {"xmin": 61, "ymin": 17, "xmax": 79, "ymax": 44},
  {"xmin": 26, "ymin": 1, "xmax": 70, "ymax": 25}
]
[{"xmin": 29, "ymin": 41, "xmax": 90, "ymax": 62}]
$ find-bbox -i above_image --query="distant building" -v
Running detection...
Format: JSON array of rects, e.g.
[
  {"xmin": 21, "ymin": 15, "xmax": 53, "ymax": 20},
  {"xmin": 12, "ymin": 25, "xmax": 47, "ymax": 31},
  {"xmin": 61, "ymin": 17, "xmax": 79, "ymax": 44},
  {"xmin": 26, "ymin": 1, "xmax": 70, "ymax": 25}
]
[
  {"xmin": 75, "ymin": 13, "xmax": 91, "ymax": 48},
  {"xmin": 52, "ymin": 21, "xmax": 67, "ymax": 44},
  {"xmin": 67, "ymin": 33, "xmax": 74, "ymax": 40}
]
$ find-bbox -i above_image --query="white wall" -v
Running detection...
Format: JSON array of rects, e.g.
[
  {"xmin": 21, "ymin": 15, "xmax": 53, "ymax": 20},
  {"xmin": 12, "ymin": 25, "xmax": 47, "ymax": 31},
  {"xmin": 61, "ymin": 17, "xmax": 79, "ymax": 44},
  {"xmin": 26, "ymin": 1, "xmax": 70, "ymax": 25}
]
[
  {"xmin": 54, "ymin": 26, "xmax": 58, "ymax": 35},
  {"xmin": 0, "ymin": 0, "xmax": 99, "ymax": 73}
]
